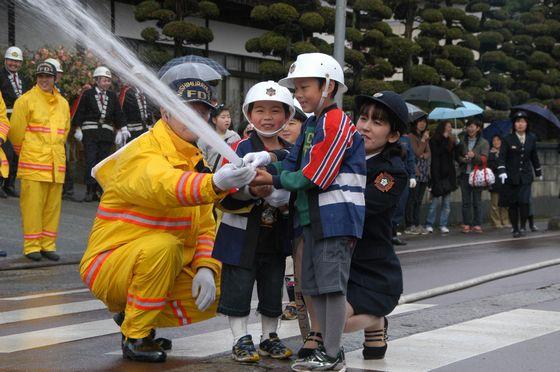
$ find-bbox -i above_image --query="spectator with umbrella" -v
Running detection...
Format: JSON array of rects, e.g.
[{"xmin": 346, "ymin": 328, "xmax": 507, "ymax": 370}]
[
  {"xmin": 497, "ymin": 111, "xmax": 542, "ymax": 238},
  {"xmin": 404, "ymin": 111, "xmax": 431, "ymax": 235},
  {"xmin": 456, "ymin": 118, "xmax": 489, "ymax": 233},
  {"xmin": 425, "ymin": 121, "xmax": 460, "ymax": 234}
]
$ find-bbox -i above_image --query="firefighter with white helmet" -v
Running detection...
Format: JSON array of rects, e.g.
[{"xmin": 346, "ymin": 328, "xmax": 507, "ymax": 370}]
[
  {"xmin": 0, "ymin": 46, "xmax": 31, "ymax": 197},
  {"xmin": 44, "ymin": 58, "xmax": 64, "ymax": 92},
  {"xmin": 72, "ymin": 66, "xmax": 126, "ymax": 202}
]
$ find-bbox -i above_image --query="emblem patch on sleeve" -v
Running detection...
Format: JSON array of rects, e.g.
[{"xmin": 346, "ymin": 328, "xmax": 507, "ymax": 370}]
[{"xmin": 374, "ymin": 172, "xmax": 395, "ymax": 192}]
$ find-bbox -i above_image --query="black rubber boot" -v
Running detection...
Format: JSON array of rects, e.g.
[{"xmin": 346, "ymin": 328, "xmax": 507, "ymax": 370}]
[
  {"xmin": 114, "ymin": 312, "xmax": 172, "ymax": 351},
  {"xmin": 122, "ymin": 337, "xmax": 166, "ymax": 363}
]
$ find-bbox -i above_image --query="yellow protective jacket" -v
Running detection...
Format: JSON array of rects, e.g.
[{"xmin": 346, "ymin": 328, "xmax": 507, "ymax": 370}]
[
  {"xmin": 0, "ymin": 91, "xmax": 9, "ymax": 177},
  {"xmin": 80, "ymin": 119, "xmax": 227, "ymax": 278},
  {"xmin": 8, "ymin": 85, "xmax": 70, "ymax": 183}
]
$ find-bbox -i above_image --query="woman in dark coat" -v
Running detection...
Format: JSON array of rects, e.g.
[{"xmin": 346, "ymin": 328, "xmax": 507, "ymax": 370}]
[
  {"xmin": 487, "ymin": 134, "xmax": 510, "ymax": 228},
  {"xmin": 497, "ymin": 110, "xmax": 542, "ymax": 238},
  {"xmin": 425, "ymin": 121, "xmax": 459, "ymax": 233}
]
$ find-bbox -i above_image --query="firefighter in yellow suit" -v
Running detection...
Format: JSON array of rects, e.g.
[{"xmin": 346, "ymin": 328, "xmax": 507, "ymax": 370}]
[
  {"xmin": 79, "ymin": 74, "xmax": 257, "ymax": 363},
  {"xmin": 8, "ymin": 62, "xmax": 70, "ymax": 261},
  {"xmin": 0, "ymin": 91, "xmax": 9, "ymax": 256}
]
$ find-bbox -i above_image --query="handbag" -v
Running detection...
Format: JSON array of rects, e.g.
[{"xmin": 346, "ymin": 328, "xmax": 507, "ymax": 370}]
[{"xmin": 468, "ymin": 158, "xmax": 495, "ymax": 187}]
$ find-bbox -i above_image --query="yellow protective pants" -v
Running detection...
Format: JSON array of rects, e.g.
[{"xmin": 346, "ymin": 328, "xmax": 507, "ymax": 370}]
[
  {"xmin": 82, "ymin": 233, "xmax": 220, "ymax": 339},
  {"xmin": 20, "ymin": 179, "xmax": 63, "ymax": 255}
]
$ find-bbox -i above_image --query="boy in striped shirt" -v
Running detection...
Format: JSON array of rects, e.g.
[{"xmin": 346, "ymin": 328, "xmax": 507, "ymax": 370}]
[{"xmin": 248, "ymin": 53, "xmax": 366, "ymax": 371}]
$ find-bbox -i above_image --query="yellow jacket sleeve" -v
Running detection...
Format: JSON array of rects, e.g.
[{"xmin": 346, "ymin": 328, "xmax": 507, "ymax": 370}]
[
  {"xmin": 189, "ymin": 204, "xmax": 221, "ymax": 275},
  {"xmin": 0, "ymin": 92, "xmax": 8, "ymax": 143},
  {"xmin": 114, "ymin": 150, "xmax": 227, "ymax": 209},
  {"xmin": 7, "ymin": 96, "xmax": 29, "ymax": 155}
]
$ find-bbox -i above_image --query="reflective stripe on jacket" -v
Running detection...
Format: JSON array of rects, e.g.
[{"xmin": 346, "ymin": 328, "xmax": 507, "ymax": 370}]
[{"xmin": 0, "ymin": 91, "xmax": 9, "ymax": 177}]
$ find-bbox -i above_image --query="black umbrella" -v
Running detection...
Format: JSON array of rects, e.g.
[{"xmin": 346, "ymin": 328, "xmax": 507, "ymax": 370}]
[
  {"xmin": 511, "ymin": 103, "xmax": 560, "ymax": 141},
  {"xmin": 401, "ymin": 85, "xmax": 464, "ymax": 110},
  {"xmin": 406, "ymin": 102, "xmax": 427, "ymax": 123},
  {"xmin": 511, "ymin": 104, "xmax": 560, "ymax": 130}
]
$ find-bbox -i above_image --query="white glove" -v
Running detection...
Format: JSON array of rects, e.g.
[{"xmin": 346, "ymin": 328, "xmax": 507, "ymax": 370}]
[
  {"xmin": 192, "ymin": 267, "xmax": 216, "ymax": 312},
  {"xmin": 74, "ymin": 127, "xmax": 83, "ymax": 142},
  {"xmin": 264, "ymin": 188, "xmax": 291, "ymax": 207},
  {"xmin": 538, "ymin": 175, "xmax": 544, "ymax": 181},
  {"xmin": 121, "ymin": 126, "xmax": 131, "ymax": 142},
  {"xmin": 243, "ymin": 151, "xmax": 271, "ymax": 168},
  {"xmin": 212, "ymin": 163, "xmax": 256, "ymax": 191},
  {"xmin": 115, "ymin": 127, "xmax": 131, "ymax": 146},
  {"xmin": 499, "ymin": 173, "xmax": 508, "ymax": 184},
  {"xmin": 409, "ymin": 178, "xmax": 417, "ymax": 189}
]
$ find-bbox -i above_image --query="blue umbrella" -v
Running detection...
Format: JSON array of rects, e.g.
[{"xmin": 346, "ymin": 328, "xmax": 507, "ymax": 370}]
[
  {"xmin": 428, "ymin": 101, "xmax": 484, "ymax": 120},
  {"xmin": 511, "ymin": 104, "xmax": 560, "ymax": 130},
  {"xmin": 158, "ymin": 55, "xmax": 230, "ymax": 78}
]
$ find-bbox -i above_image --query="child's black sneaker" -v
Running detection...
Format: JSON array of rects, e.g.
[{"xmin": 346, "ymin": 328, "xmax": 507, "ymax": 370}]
[
  {"xmin": 232, "ymin": 335, "xmax": 260, "ymax": 363},
  {"xmin": 259, "ymin": 332, "xmax": 293, "ymax": 359}
]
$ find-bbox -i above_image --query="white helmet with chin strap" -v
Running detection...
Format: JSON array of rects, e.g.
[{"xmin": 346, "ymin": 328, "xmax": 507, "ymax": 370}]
[
  {"xmin": 279, "ymin": 53, "xmax": 347, "ymax": 112},
  {"xmin": 242, "ymin": 81, "xmax": 295, "ymax": 138},
  {"xmin": 45, "ymin": 58, "xmax": 63, "ymax": 73},
  {"xmin": 4, "ymin": 46, "xmax": 23, "ymax": 61},
  {"xmin": 93, "ymin": 66, "xmax": 112, "ymax": 79}
]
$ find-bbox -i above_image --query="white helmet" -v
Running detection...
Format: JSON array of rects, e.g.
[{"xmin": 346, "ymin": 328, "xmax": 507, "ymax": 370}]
[
  {"xmin": 242, "ymin": 81, "xmax": 295, "ymax": 138},
  {"xmin": 45, "ymin": 58, "xmax": 63, "ymax": 73},
  {"xmin": 279, "ymin": 53, "xmax": 347, "ymax": 93},
  {"xmin": 4, "ymin": 46, "xmax": 23, "ymax": 61},
  {"xmin": 93, "ymin": 66, "xmax": 112, "ymax": 79}
]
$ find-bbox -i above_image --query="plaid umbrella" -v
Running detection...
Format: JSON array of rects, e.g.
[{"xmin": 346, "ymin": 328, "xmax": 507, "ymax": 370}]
[{"xmin": 158, "ymin": 55, "xmax": 230, "ymax": 78}]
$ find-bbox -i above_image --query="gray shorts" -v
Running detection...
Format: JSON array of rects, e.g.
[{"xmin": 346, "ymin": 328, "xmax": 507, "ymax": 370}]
[{"xmin": 301, "ymin": 226, "xmax": 356, "ymax": 296}]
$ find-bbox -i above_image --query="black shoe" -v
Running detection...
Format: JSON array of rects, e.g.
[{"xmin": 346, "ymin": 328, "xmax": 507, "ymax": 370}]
[
  {"xmin": 114, "ymin": 312, "xmax": 172, "ymax": 351},
  {"xmin": 3, "ymin": 186, "xmax": 18, "ymax": 197},
  {"xmin": 41, "ymin": 251, "xmax": 60, "ymax": 261},
  {"xmin": 392, "ymin": 237, "xmax": 407, "ymax": 246},
  {"xmin": 62, "ymin": 193, "xmax": 82, "ymax": 202},
  {"xmin": 512, "ymin": 230, "xmax": 522, "ymax": 238},
  {"xmin": 363, "ymin": 317, "xmax": 388, "ymax": 360},
  {"xmin": 297, "ymin": 331, "xmax": 323, "ymax": 358},
  {"xmin": 25, "ymin": 252, "xmax": 42, "ymax": 261},
  {"xmin": 292, "ymin": 347, "xmax": 346, "ymax": 371},
  {"xmin": 530, "ymin": 225, "xmax": 539, "ymax": 232},
  {"xmin": 0, "ymin": 187, "xmax": 7, "ymax": 198},
  {"xmin": 122, "ymin": 336, "xmax": 166, "ymax": 363},
  {"xmin": 0, "ymin": 250, "xmax": 7, "ymax": 257},
  {"xmin": 83, "ymin": 191, "xmax": 94, "ymax": 202}
]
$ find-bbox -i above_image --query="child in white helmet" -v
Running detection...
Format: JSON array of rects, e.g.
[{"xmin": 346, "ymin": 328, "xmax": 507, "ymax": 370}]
[
  {"xmin": 249, "ymin": 53, "xmax": 367, "ymax": 371},
  {"xmin": 212, "ymin": 81, "xmax": 295, "ymax": 363}
]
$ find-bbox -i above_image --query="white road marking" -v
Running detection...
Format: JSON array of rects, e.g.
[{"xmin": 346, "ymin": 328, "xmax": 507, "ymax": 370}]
[
  {"xmin": 107, "ymin": 303, "xmax": 433, "ymax": 357},
  {"xmin": 1, "ymin": 289, "xmax": 90, "ymax": 301},
  {"xmin": 0, "ymin": 319, "xmax": 118, "ymax": 353},
  {"xmin": 346, "ymin": 308, "xmax": 560, "ymax": 371},
  {"xmin": 0, "ymin": 300, "xmax": 106, "ymax": 325}
]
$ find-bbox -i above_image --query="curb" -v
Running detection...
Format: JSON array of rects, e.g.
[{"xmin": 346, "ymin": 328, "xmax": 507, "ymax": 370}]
[
  {"xmin": 399, "ymin": 257, "xmax": 560, "ymax": 304},
  {"xmin": 0, "ymin": 253, "xmax": 82, "ymax": 271}
]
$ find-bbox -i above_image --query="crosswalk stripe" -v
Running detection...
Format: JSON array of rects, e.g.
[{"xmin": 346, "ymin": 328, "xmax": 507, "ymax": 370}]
[
  {"xmin": 107, "ymin": 303, "xmax": 433, "ymax": 357},
  {"xmin": 0, "ymin": 300, "xmax": 106, "ymax": 325},
  {"xmin": 346, "ymin": 308, "xmax": 560, "ymax": 371},
  {"xmin": 1, "ymin": 289, "xmax": 90, "ymax": 301},
  {"xmin": 0, "ymin": 319, "xmax": 119, "ymax": 353}
]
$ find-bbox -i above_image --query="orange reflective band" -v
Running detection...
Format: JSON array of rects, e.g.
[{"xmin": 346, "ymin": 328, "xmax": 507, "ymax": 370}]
[
  {"xmin": 56, "ymin": 129, "xmax": 66, "ymax": 135},
  {"xmin": 58, "ymin": 166, "xmax": 66, "ymax": 172},
  {"xmin": 176, "ymin": 172, "xmax": 208, "ymax": 206},
  {"xmin": 83, "ymin": 249, "xmax": 115, "ymax": 289},
  {"xmin": 42, "ymin": 230, "xmax": 57, "ymax": 238},
  {"xmin": 96, "ymin": 205, "xmax": 192, "ymax": 230},
  {"xmin": 1, "ymin": 160, "xmax": 8, "ymax": 165},
  {"xmin": 26, "ymin": 125, "xmax": 51, "ymax": 133},
  {"xmin": 127, "ymin": 293, "xmax": 166, "ymax": 310},
  {"xmin": 170, "ymin": 300, "xmax": 191, "ymax": 325},
  {"xmin": 24, "ymin": 233, "xmax": 42, "ymax": 240},
  {"xmin": 0, "ymin": 122, "xmax": 8, "ymax": 135},
  {"xmin": 19, "ymin": 162, "xmax": 53, "ymax": 171}
]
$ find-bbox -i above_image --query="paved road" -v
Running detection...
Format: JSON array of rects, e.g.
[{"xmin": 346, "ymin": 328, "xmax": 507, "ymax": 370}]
[{"xmin": 1, "ymin": 224, "xmax": 559, "ymax": 371}]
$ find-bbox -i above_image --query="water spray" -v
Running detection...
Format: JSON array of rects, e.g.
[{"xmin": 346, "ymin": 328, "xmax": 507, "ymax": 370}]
[{"xmin": 19, "ymin": 0, "xmax": 243, "ymax": 167}]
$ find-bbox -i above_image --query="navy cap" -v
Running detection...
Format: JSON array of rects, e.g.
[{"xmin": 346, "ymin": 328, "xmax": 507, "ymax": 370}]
[
  {"xmin": 169, "ymin": 78, "xmax": 215, "ymax": 109},
  {"xmin": 355, "ymin": 91, "xmax": 409, "ymax": 134},
  {"xmin": 511, "ymin": 110, "xmax": 529, "ymax": 120},
  {"xmin": 36, "ymin": 61, "xmax": 56, "ymax": 77}
]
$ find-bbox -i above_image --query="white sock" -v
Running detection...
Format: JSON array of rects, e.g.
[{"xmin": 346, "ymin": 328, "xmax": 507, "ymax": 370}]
[
  {"xmin": 229, "ymin": 316, "xmax": 249, "ymax": 345},
  {"xmin": 261, "ymin": 315, "xmax": 278, "ymax": 341}
]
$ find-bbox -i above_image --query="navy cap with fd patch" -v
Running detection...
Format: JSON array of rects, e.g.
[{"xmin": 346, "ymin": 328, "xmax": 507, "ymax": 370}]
[
  {"xmin": 169, "ymin": 78, "xmax": 215, "ymax": 109},
  {"xmin": 36, "ymin": 61, "xmax": 57, "ymax": 77}
]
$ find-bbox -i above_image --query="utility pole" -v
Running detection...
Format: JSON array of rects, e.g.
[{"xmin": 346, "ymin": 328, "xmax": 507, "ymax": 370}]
[{"xmin": 333, "ymin": 0, "xmax": 346, "ymax": 107}]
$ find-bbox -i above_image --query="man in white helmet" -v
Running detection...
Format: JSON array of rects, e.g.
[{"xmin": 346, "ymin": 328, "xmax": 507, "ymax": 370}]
[
  {"xmin": 71, "ymin": 66, "xmax": 127, "ymax": 202},
  {"xmin": 0, "ymin": 46, "xmax": 31, "ymax": 197}
]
